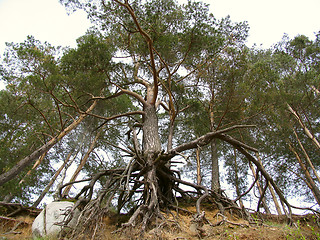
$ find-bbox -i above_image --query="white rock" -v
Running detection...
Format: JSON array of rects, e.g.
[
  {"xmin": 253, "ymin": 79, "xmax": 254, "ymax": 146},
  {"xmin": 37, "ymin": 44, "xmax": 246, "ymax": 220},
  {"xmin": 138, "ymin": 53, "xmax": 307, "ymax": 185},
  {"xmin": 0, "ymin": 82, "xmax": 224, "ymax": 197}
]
[{"xmin": 32, "ymin": 201, "xmax": 79, "ymax": 238}]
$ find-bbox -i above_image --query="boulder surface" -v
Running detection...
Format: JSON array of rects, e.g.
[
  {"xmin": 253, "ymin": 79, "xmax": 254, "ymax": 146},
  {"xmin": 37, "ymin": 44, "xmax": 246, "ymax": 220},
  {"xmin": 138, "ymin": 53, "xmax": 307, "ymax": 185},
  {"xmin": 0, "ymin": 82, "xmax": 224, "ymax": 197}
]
[{"xmin": 32, "ymin": 201, "xmax": 78, "ymax": 238}]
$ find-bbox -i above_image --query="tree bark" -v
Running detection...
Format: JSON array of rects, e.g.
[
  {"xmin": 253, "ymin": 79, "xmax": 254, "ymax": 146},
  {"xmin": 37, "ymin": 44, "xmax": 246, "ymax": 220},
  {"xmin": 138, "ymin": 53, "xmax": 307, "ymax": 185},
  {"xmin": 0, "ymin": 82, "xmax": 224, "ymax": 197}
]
[
  {"xmin": 142, "ymin": 104, "xmax": 167, "ymax": 204},
  {"xmin": 249, "ymin": 161, "xmax": 271, "ymax": 214},
  {"xmin": 268, "ymin": 182, "xmax": 283, "ymax": 215},
  {"xmin": 233, "ymin": 148, "xmax": 244, "ymax": 208},
  {"xmin": 19, "ymin": 151, "xmax": 48, "ymax": 185},
  {"xmin": 0, "ymin": 100, "xmax": 97, "ymax": 186},
  {"xmin": 196, "ymin": 148, "xmax": 202, "ymax": 185},
  {"xmin": 255, "ymin": 153, "xmax": 282, "ymax": 215},
  {"xmin": 287, "ymin": 104, "xmax": 320, "ymax": 150},
  {"xmin": 293, "ymin": 129, "xmax": 320, "ymax": 184},
  {"xmin": 143, "ymin": 105, "xmax": 161, "ymax": 155},
  {"xmin": 288, "ymin": 142, "xmax": 320, "ymax": 206},
  {"xmin": 209, "ymin": 101, "xmax": 220, "ymax": 192},
  {"xmin": 32, "ymin": 151, "xmax": 73, "ymax": 207},
  {"xmin": 211, "ymin": 139, "xmax": 220, "ymax": 192},
  {"xmin": 62, "ymin": 130, "xmax": 101, "ymax": 197}
]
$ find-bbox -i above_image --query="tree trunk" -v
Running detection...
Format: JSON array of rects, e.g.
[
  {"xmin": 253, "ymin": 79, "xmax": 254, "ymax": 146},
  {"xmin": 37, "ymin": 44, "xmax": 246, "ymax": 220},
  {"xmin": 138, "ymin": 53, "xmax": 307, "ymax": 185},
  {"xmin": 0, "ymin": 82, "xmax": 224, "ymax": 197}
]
[
  {"xmin": 287, "ymin": 104, "xmax": 320, "ymax": 150},
  {"xmin": 0, "ymin": 100, "xmax": 97, "ymax": 186},
  {"xmin": 211, "ymin": 139, "xmax": 220, "ymax": 192},
  {"xmin": 19, "ymin": 151, "xmax": 48, "ymax": 185},
  {"xmin": 249, "ymin": 161, "xmax": 271, "ymax": 214},
  {"xmin": 142, "ymin": 104, "xmax": 171, "ymax": 205},
  {"xmin": 196, "ymin": 148, "xmax": 202, "ymax": 185},
  {"xmin": 209, "ymin": 103, "xmax": 220, "ymax": 192},
  {"xmin": 288, "ymin": 142, "xmax": 320, "ymax": 206},
  {"xmin": 143, "ymin": 105, "xmax": 161, "ymax": 155},
  {"xmin": 62, "ymin": 130, "xmax": 101, "ymax": 197},
  {"xmin": 255, "ymin": 153, "xmax": 282, "ymax": 215},
  {"xmin": 32, "ymin": 151, "xmax": 73, "ymax": 208},
  {"xmin": 166, "ymin": 120, "xmax": 175, "ymax": 168},
  {"xmin": 233, "ymin": 148, "xmax": 244, "ymax": 208},
  {"xmin": 293, "ymin": 129, "xmax": 320, "ymax": 184},
  {"xmin": 268, "ymin": 182, "xmax": 283, "ymax": 215}
]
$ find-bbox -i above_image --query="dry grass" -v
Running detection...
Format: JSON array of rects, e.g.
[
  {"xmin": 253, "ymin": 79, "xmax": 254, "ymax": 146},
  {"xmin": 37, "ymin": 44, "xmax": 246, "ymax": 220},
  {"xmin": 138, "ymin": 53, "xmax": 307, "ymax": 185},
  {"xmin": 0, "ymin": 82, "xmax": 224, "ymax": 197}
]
[{"xmin": 1, "ymin": 203, "xmax": 319, "ymax": 240}]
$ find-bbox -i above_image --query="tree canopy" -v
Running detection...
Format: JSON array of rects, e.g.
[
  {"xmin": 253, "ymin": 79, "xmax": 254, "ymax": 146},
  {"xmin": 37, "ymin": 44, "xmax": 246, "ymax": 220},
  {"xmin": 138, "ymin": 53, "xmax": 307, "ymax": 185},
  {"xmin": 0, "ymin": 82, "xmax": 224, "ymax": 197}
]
[{"xmin": 0, "ymin": 0, "xmax": 319, "ymax": 237}]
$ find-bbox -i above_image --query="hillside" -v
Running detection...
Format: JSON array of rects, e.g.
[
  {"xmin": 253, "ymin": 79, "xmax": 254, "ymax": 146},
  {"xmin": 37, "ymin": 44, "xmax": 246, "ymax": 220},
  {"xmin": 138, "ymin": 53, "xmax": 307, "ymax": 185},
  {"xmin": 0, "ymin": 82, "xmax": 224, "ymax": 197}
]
[{"xmin": 0, "ymin": 201, "xmax": 319, "ymax": 239}]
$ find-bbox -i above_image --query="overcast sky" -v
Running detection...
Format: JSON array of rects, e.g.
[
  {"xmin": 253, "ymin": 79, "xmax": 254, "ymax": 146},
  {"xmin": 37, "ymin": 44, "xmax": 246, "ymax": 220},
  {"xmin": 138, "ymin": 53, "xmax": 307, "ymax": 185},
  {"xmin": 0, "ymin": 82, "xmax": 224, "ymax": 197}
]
[
  {"xmin": 2, "ymin": 0, "xmax": 319, "ymax": 90},
  {"xmin": 0, "ymin": 0, "xmax": 319, "ymax": 57},
  {"xmin": 210, "ymin": 0, "xmax": 320, "ymax": 47},
  {"xmin": 0, "ymin": 0, "xmax": 317, "ymax": 210}
]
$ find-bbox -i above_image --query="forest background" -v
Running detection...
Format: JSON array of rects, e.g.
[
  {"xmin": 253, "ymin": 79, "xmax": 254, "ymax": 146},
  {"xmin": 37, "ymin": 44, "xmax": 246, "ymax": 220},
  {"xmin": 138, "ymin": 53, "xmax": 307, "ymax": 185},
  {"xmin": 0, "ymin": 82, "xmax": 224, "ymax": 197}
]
[{"xmin": 0, "ymin": 0, "xmax": 319, "ymax": 229}]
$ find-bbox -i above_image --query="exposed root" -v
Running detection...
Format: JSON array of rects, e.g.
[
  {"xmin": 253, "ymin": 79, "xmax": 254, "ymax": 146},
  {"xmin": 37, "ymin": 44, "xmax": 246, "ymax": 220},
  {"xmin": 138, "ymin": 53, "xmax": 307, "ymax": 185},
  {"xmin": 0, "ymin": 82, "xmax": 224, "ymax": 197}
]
[{"xmin": 54, "ymin": 136, "xmax": 294, "ymax": 239}]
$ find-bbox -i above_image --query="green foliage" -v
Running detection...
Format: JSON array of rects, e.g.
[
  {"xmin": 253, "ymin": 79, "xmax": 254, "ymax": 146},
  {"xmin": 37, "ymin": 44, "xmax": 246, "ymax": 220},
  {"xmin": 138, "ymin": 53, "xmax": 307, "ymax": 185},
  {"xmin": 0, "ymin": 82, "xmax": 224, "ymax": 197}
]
[
  {"xmin": 60, "ymin": 32, "xmax": 114, "ymax": 95},
  {"xmin": 0, "ymin": 0, "xmax": 319, "ymax": 212}
]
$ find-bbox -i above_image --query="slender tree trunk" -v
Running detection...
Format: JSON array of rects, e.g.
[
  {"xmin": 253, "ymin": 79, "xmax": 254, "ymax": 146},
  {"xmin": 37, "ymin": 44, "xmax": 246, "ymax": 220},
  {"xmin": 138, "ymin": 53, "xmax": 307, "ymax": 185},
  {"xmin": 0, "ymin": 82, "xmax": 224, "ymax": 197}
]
[
  {"xmin": 166, "ymin": 120, "xmax": 175, "ymax": 168},
  {"xmin": 233, "ymin": 149, "xmax": 244, "ymax": 208},
  {"xmin": 196, "ymin": 148, "xmax": 202, "ymax": 185},
  {"xmin": 249, "ymin": 161, "xmax": 271, "ymax": 214},
  {"xmin": 268, "ymin": 182, "xmax": 283, "ymax": 215},
  {"xmin": 210, "ymin": 104, "xmax": 220, "ymax": 192},
  {"xmin": 53, "ymin": 146, "xmax": 80, "ymax": 200},
  {"xmin": 280, "ymin": 200, "xmax": 289, "ymax": 216},
  {"xmin": 62, "ymin": 130, "xmax": 101, "ymax": 197},
  {"xmin": 255, "ymin": 153, "xmax": 282, "ymax": 215},
  {"xmin": 167, "ymin": 120, "xmax": 174, "ymax": 153},
  {"xmin": 288, "ymin": 142, "xmax": 320, "ymax": 206},
  {"xmin": 0, "ymin": 100, "xmax": 97, "ymax": 186},
  {"xmin": 293, "ymin": 129, "xmax": 320, "ymax": 184},
  {"xmin": 32, "ymin": 151, "xmax": 73, "ymax": 207},
  {"xmin": 19, "ymin": 151, "xmax": 48, "ymax": 185},
  {"xmin": 287, "ymin": 104, "xmax": 320, "ymax": 150}
]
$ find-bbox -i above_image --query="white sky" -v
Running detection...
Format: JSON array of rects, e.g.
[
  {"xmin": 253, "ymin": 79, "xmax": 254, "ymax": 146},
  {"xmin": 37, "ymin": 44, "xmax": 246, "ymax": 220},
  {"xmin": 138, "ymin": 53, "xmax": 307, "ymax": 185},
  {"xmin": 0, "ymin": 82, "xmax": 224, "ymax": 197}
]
[
  {"xmin": 0, "ymin": 0, "xmax": 317, "ymax": 210},
  {"xmin": 210, "ymin": 0, "xmax": 320, "ymax": 48},
  {"xmin": 0, "ymin": 0, "xmax": 320, "ymax": 88}
]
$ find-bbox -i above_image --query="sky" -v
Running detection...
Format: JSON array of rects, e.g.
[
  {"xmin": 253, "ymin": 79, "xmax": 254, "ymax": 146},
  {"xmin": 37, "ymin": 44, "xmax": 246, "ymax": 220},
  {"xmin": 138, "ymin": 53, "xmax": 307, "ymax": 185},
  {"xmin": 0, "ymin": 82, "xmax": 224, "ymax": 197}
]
[
  {"xmin": 0, "ymin": 0, "xmax": 317, "ymax": 210},
  {"xmin": 0, "ymin": 0, "xmax": 320, "ymax": 88},
  {"xmin": 210, "ymin": 0, "xmax": 320, "ymax": 47}
]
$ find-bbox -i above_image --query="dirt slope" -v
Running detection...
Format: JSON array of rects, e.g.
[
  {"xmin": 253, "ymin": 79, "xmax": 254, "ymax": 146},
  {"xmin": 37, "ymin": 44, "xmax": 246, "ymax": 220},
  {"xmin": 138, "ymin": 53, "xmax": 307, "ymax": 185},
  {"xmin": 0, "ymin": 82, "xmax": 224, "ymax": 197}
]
[{"xmin": 0, "ymin": 202, "xmax": 319, "ymax": 239}]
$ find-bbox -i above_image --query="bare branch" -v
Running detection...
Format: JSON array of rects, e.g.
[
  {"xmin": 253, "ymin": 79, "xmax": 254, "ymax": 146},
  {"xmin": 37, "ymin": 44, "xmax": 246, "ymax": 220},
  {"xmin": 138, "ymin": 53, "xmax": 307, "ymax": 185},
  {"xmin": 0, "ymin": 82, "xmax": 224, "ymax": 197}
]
[
  {"xmin": 0, "ymin": 100, "xmax": 98, "ymax": 186},
  {"xmin": 90, "ymin": 111, "xmax": 145, "ymax": 131},
  {"xmin": 167, "ymin": 125, "xmax": 257, "ymax": 156}
]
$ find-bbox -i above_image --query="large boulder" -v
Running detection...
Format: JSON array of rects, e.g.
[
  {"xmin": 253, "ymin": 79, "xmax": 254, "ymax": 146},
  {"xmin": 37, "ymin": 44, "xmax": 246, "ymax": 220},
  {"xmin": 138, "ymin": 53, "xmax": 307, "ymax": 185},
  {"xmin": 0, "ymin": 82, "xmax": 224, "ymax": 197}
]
[{"xmin": 32, "ymin": 201, "xmax": 79, "ymax": 238}]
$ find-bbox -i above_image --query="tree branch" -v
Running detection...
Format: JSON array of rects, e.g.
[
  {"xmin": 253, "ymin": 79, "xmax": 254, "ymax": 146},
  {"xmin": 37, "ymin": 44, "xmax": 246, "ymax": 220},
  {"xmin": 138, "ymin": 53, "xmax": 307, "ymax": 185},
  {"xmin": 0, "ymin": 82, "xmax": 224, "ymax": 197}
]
[
  {"xmin": 113, "ymin": 0, "xmax": 158, "ymax": 104},
  {"xmin": 167, "ymin": 125, "xmax": 257, "ymax": 156},
  {"xmin": 0, "ymin": 100, "xmax": 98, "ymax": 186}
]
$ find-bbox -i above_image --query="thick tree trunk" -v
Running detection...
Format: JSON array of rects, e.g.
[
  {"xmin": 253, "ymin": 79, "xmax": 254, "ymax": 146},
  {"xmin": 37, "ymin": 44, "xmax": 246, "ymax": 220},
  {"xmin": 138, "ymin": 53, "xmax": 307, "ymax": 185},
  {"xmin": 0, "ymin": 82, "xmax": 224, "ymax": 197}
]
[
  {"xmin": 211, "ymin": 139, "xmax": 220, "ymax": 192},
  {"xmin": 142, "ymin": 105, "xmax": 169, "ymax": 204},
  {"xmin": 143, "ymin": 105, "xmax": 161, "ymax": 155}
]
